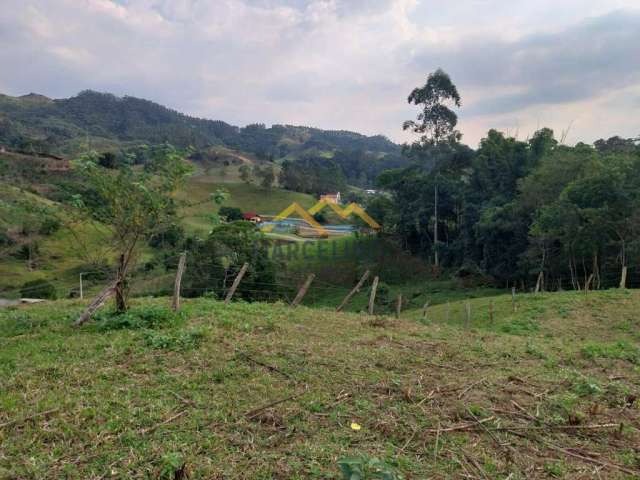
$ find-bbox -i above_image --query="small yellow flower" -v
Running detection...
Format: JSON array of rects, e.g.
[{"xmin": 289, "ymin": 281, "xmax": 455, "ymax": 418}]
[{"xmin": 350, "ymin": 422, "xmax": 362, "ymax": 431}]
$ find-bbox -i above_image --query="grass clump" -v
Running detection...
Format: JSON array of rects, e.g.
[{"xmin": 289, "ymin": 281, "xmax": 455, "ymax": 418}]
[
  {"xmin": 338, "ymin": 455, "xmax": 403, "ymax": 480},
  {"xmin": 143, "ymin": 328, "xmax": 205, "ymax": 351},
  {"xmin": 581, "ymin": 341, "xmax": 640, "ymax": 364},
  {"xmin": 95, "ymin": 304, "xmax": 181, "ymax": 331}
]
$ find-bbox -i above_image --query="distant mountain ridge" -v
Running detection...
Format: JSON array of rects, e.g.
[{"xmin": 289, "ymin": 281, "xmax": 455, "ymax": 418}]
[{"xmin": 0, "ymin": 90, "xmax": 400, "ymax": 159}]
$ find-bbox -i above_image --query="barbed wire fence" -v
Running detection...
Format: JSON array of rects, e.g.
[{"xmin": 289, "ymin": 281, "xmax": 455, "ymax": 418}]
[{"xmin": 1, "ymin": 251, "xmax": 638, "ymax": 329}]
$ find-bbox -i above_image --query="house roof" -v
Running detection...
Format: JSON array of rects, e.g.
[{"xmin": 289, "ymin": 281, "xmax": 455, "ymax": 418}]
[{"xmin": 243, "ymin": 212, "xmax": 259, "ymax": 219}]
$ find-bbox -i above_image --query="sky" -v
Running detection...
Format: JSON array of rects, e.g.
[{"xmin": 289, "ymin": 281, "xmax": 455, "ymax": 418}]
[{"xmin": 1, "ymin": 0, "xmax": 639, "ymax": 146}]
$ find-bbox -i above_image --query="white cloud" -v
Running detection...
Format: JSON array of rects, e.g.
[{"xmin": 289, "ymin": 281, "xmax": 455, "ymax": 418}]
[{"xmin": 0, "ymin": 0, "xmax": 639, "ymax": 146}]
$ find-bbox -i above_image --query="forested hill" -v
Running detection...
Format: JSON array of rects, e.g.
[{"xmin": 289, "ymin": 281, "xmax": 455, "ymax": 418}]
[{"xmin": 0, "ymin": 90, "xmax": 400, "ymax": 158}]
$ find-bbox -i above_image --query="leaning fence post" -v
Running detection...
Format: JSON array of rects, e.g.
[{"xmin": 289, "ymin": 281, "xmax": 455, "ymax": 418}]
[
  {"xmin": 368, "ymin": 276, "xmax": 379, "ymax": 315},
  {"xmin": 172, "ymin": 252, "xmax": 187, "ymax": 312},
  {"xmin": 620, "ymin": 266, "xmax": 628, "ymax": 289},
  {"xmin": 336, "ymin": 270, "xmax": 370, "ymax": 312},
  {"xmin": 585, "ymin": 273, "xmax": 594, "ymax": 297},
  {"xmin": 395, "ymin": 293, "xmax": 402, "ymax": 319},
  {"xmin": 534, "ymin": 271, "xmax": 543, "ymax": 294},
  {"xmin": 225, "ymin": 262, "xmax": 249, "ymax": 305},
  {"xmin": 74, "ymin": 282, "xmax": 117, "ymax": 327},
  {"xmin": 291, "ymin": 273, "xmax": 315, "ymax": 307}
]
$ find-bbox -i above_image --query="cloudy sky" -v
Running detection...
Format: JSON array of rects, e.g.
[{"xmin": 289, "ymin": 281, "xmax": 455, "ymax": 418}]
[{"xmin": 1, "ymin": 0, "xmax": 639, "ymax": 146}]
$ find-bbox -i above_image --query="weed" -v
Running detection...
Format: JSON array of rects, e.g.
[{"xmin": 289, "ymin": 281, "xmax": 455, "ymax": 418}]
[
  {"xmin": 337, "ymin": 455, "xmax": 403, "ymax": 480},
  {"xmin": 500, "ymin": 317, "xmax": 539, "ymax": 335},
  {"xmin": 143, "ymin": 329, "xmax": 205, "ymax": 351},
  {"xmin": 0, "ymin": 311, "xmax": 39, "ymax": 337},
  {"xmin": 95, "ymin": 304, "xmax": 181, "ymax": 331},
  {"xmin": 581, "ymin": 341, "xmax": 640, "ymax": 364}
]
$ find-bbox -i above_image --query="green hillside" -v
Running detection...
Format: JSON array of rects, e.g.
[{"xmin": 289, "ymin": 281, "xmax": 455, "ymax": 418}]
[
  {"xmin": 0, "ymin": 91, "xmax": 400, "ymax": 159},
  {"xmin": 180, "ymin": 178, "xmax": 317, "ymax": 234},
  {"xmin": 1, "ymin": 290, "xmax": 639, "ymax": 478}
]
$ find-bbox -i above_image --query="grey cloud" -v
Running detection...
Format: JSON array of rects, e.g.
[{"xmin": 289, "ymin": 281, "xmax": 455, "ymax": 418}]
[{"xmin": 412, "ymin": 10, "xmax": 640, "ymax": 116}]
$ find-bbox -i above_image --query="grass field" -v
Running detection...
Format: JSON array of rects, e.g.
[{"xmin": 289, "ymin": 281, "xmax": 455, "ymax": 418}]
[
  {"xmin": 1, "ymin": 289, "xmax": 639, "ymax": 478},
  {"xmin": 179, "ymin": 177, "xmax": 317, "ymax": 234}
]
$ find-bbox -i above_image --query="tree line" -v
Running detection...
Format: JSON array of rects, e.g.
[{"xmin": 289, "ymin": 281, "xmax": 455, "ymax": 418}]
[{"xmin": 373, "ymin": 69, "xmax": 640, "ymax": 289}]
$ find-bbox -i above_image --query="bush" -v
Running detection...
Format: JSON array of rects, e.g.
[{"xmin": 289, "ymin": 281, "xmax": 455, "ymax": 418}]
[
  {"xmin": 183, "ymin": 221, "xmax": 279, "ymax": 301},
  {"xmin": 96, "ymin": 305, "xmax": 180, "ymax": 331},
  {"xmin": 0, "ymin": 230, "xmax": 15, "ymax": 246},
  {"xmin": 143, "ymin": 329, "xmax": 205, "ymax": 351},
  {"xmin": 219, "ymin": 206, "xmax": 244, "ymax": 222},
  {"xmin": 20, "ymin": 279, "xmax": 57, "ymax": 299},
  {"xmin": 38, "ymin": 217, "xmax": 61, "ymax": 235},
  {"xmin": 338, "ymin": 455, "xmax": 403, "ymax": 479}
]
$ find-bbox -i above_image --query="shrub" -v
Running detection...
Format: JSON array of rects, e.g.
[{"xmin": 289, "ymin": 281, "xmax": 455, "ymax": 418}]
[
  {"xmin": 96, "ymin": 305, "xmax": 180, "ymax": 331},
  {"xmin": 20, "ymin": 279, "xmax": 57, "ymax": 299},
  {"xmin": 38, "ymin": 217, "xmax": 61, "ymax": 235},
  {"xmin": 219, "ymin": 206, "xmax": 244, "ymax": 222},
  {"xmin": 0, "ymin": 230, "xmax": 14, "ymax": 246},
  {"xmin": 338, "ymin": 455, "xmax": 403, "ymax": 480},
  {"xmin": 143, "ymin": 329, "xmax": 205, "ymax": 351}
]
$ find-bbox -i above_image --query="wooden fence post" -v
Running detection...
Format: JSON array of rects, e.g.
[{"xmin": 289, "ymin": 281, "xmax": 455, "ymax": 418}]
[
  {"xmin": 336, "ymin": 270, "xmax": 370, "ymax": 312},
  {"xmin": 368, "ymin": 276, "xmax": 379, "ymax": 315},
  {"xmin": 489, "ymin": 300, "xmax": 494, "ymax": 325},
  {"xmin": 585, "ymin": 273, "xmax": 594, "ymax": 296},
  {"xmin": 422, "ymin": 301, "xmax": 430, "ymax": 321},
  {"xmin": 291, "ymin": 273, "xmax": 315, "ymax": 307},
  {"xmin": 225, "ymin": 263, "xmax": 249, "ymax": 305},
  {"xmin": 465, "ymin": 302, "xmax": 471, "ymax": 329},
  {"xmin": 395, "ymin": 294, "xmax": 402, "ymax": 319},
  {"xmin": 534, "ymin": 271, "xmax": 543, "ymax": 294},
  {"xmin": 172, "ymin": 252, "xmax": 187, "ymax": 312},
  {"xmin": 511, "ymin": 287, "xmax": 516, "ymax": 313},
  {"xmin": 620, "ymin": 266, "xmax": 628, "ymax": 289},
  {"xmin": 74, "ymin": 282, "xmax": 117, "ymax": 327}
]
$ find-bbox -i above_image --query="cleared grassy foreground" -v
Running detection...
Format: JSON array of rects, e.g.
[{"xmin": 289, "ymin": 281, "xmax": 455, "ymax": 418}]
[{"xmin": 1, "ymin": 291, "xmax": 640, "ymax": 479}]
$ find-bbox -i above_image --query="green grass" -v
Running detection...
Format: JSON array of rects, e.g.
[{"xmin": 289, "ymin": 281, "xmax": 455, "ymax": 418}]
[
  {"xmin": 0, "ymin": 184, "xmax": 117, "ymax": 294},
  {"xmin": 1, "ymin": 290, "xmax": 639, "ymax": 478},
  {"xmin": 179, "ymin": 178, "xmax": 317, "ymax": 234}
]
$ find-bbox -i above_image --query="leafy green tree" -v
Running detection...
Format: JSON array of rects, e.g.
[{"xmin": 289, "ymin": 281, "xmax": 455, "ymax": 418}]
[
  {"xmin": 255, "ymin": 164, "xmax": 275, "ymax": 189},
  {"xmin": 21, "ymin": 279, "xmax": 57, "ymax": 300},
  {"xmin": 239, "ymin": 164, "xmax": 251, "ymax": 183},
  {"xmin": 183, "ymin": 222, "xmax": 278, "ymax": 301},
  {"xmin": 74, "ymin": 144, "xmax": 191, "ymax": 319},
  {"xmin": 403, "ymin": 68, "xmax": 462, "ymax": 146},
  {"xmin": 219, "ymin": 206, "xmax": 243, "ymax": 222}
]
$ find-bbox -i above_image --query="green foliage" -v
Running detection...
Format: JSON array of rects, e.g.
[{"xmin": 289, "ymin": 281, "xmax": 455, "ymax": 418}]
[
  {"xmin": 20, "ymin": 279, "xmax": 57, "ymax": 299},
  {"xmin": 337, "ymin": 456, "xmax": 403, "ymax": 480},
  {"xmin": 143, "ymin": 328, "xmax": 205, "ymax": 351},
  {"xmin": 3, "ymin": 90, "xmax": 396, "ymax": 158},
  {"xmin": 279, "ymin": 155, "xmax": 347, "ymax": 195},
  {"xmin": 403, "ymin": 68, "xmax": 462, "ymax": 146},
  {"xmin": 184, "ymin": 221, "xmax": 279, "ymax": 301},
  {"xmin": 159, "ymin": 452, "xmax": 186, "ymax": 480},
  {"xmin": 581, "ymin": 341, "xmax": 640, "ymax": 364},
  {"xmin": 238, "ymin": 164, "xmax": 251, "ymax": 183},
  {"xmin": 95, "ymin": 305, "xmax": 180, "ymax": 331},
  {"xmin": 219, "ymin": 206, "xmax": 243, "ymax": 222},
  {"xmin": 383, "ymin": 121, "xmax": 640, "ymax": 287}
]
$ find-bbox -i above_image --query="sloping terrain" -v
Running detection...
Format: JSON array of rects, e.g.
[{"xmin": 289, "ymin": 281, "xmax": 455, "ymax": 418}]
[
  {"xmin": 1, "ymin": 290, "xmax": 639, "ymax": 478},
  {"xmin": 0, "ymin": 91, "xmax": 400, "ymax": 159}
]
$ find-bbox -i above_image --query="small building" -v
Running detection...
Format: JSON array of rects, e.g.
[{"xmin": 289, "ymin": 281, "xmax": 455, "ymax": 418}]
[
  {"xmin": 243, "ymin": 212, "xmax": 262, "ymax": 223},
  {"xmin": 320, "ymin": 192, "xmax": 341, "ymax": 204},
  {"xmin": 365, "ymin": 189, "xmax": 377, "ymax": 195}
]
